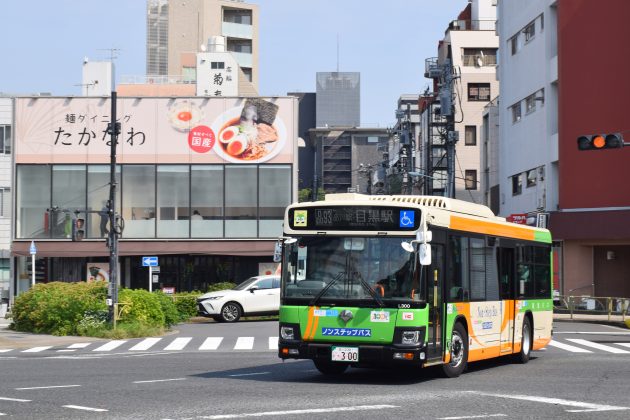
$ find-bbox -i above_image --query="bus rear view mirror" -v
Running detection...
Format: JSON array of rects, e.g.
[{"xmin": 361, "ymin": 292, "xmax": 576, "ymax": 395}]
[
  {"xmin": 401, "ymin": 241, "xmax": 415, "ymax": 253},
  {"xmin": 419, "ymin": 243, "xmax": 432, "ymax": 266}
]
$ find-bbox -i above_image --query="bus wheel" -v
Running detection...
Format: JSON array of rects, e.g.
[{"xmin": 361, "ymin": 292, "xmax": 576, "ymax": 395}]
[
  {"xmin": 514, "ymin": 317, "xmax": 532, "ymax": 364},
  {"xmin": 313, "ymin": 359, "xmax": 349, "ymax": 375},
  {"xmin": 442, "ymin": 322, "xmax": 468, "ymax": 378}
]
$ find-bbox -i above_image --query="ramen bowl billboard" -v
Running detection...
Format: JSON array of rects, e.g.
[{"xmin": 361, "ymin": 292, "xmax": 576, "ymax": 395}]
[{"xmin": 14, "ymin": 96, "xmax": 297, "ymax": 164}]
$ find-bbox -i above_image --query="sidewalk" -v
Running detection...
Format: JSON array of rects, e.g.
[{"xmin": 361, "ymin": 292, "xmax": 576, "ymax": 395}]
[
  {"xmin": 553, "ymin": 312, "xmax": 629, "ymax": 328},
  {"xmin": 0, "ymin": 321, "xmax": 103, "ymax": 350}
]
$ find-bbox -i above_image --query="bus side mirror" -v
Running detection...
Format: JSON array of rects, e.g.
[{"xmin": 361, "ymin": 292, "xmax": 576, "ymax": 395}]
[{"xmin": 419, "ymin": 243, "xmax": 432, "ymax": 266}]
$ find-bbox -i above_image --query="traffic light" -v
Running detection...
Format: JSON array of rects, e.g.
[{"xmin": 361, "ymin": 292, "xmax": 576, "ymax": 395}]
[
  {"xmin": 577, "ymin": 133, "xmax": 624, "ymax": 151},
  {"xmin": 72, "ymin": 217, "xmax": 85, "ymax": 241}
]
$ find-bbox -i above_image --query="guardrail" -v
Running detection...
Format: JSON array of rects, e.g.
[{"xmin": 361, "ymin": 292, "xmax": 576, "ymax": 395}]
[{"xmin": 555, "ymin": 295, "xmax": 630, "ymax": 321}]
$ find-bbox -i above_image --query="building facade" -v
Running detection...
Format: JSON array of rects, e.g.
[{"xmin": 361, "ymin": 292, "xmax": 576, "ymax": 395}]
[
  {"xmin": 11, "ymin": 96, "xmax": 297, "ymax": 295},
  {"xmin": 497, "ymin": 0, "xmax": 630, "ymax": 297},
  {"xmin": 0, "ymin": 97, "xmax": 11, "ymax": 306},
  {"xmin": 423, "ymin": 0, "xmax": 499, "ymax": 203},
  {"xmin": 315, "ymin": 72, "xmax": 360, "ymax": 128}
]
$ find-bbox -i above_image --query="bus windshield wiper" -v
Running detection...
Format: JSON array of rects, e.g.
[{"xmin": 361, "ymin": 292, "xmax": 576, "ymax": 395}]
[
  {"xmin": 310, "ymin": 271, "xmax": 346, "ymax": 307},
  {"xmin": 352, "ymin": 270, "xmax": 384, "ymax": 308}
]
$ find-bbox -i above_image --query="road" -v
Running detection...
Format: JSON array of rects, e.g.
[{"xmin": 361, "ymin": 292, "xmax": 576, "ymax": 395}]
[{"xmin": 1, "ymin": 320, "xmax": 629, "ymax": 419}]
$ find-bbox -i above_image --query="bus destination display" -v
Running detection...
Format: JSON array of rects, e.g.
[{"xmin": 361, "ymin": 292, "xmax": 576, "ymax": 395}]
[{"xmin": 288, "ymin": 206, "xmax": 420, "ymax": 231}]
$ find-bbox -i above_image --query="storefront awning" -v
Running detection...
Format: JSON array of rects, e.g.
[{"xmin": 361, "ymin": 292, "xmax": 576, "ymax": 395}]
[
  {"xmin": 11, "ymin": 240, "xmax": 276, "ymax": 258},
  {"xmin": 550, "ymin": 209, "xmax": 630, "ymax": 241}
]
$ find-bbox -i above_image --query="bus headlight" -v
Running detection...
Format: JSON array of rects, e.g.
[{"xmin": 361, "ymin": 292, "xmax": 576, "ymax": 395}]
[
  {"xmin": 401, "ymin": 330, "xmax": 420, "ymax": 345},
  {"xmin": 280, "ymin": 325, "xmax": 300, "ymax": 340}
]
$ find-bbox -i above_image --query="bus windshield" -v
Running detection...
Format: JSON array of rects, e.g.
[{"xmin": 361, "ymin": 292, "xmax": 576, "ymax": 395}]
[{"xmin": 282, "ymin": 236, "xmax": 421, "ymax": 305}]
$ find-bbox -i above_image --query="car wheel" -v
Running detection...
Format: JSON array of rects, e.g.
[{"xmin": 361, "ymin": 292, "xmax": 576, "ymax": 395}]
[
  {"xmin": 220, "ymin": 302, "xmax": 242, "ymax": 323},
  {"xmin": 313, "ymin": 359, "xmax": 349, "ymax": 375},
  {"xmin": 514, "ymin": 316, "xmax": 532, "ymax": 364},
  {"xmin": 442, "ymin": 322, "xmax": 468, "ymax": 378}
]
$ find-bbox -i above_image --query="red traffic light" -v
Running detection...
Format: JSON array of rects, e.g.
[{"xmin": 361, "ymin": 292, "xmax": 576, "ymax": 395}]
[{"xmin": 577, "ymin": 133, "xmax": 624, "ymax": 151}]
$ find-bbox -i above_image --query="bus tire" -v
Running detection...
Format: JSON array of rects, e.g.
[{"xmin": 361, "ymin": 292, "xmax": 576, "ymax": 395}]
[
  {"xmin": 313, "ymin": 359, "xmax": 349, "ymax": 375},
  {"xmin": 442, "ymin": 322, "xmax": 468, "ymax": 378},
  {"xmin": 514, "ymin": 316, "xmax": 532, "ymax": 364}
]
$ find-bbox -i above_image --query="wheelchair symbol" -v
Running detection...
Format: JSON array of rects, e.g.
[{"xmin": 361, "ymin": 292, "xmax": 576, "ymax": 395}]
[{"xmin": 399, "ymin": 211, "xmax": 414, "ymax": 227}]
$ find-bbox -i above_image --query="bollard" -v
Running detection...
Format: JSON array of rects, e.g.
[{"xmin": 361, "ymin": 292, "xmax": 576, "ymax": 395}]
[
  {"xmin": 608, "ymin": 297, "xmax": 612, "ymax": 321},
  {"xmin": 569, "ymin": 296, "xmax": 574, "ymax": 320}
]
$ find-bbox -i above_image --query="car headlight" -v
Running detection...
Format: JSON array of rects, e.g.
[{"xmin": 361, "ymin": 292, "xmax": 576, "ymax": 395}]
[
  {"xmin": 206, "ymin": 296, "xmax": 223, "ymax": 300},
  {"xmin": 401, "ymin": 330, "xmax": 420, "ymax": 345},
  {"xmin": 280, "ymin": 326, "xmax": 295, "ymax": 340}
]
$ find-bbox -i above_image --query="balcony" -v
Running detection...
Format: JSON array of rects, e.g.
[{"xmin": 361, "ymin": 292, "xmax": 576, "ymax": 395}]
[
  {"xmin": 229, "ymin": 51, "xmax": 253, "ymax": 69},
  {"xmin": 222, "ymin": 21, "xmax": 253, "ymax": 39},
  {"xmin": 448, "ymin": 19, "xmax": 496, "ymax": 32}
]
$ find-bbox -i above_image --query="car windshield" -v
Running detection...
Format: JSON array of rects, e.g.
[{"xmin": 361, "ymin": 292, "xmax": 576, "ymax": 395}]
[
  {"xmin": 282, "ymin": 236, "xmax": 420, "ymax": 304},
  {"xmin": 233, "ymin": 277, "xmax": 260, "ymax": 291}
]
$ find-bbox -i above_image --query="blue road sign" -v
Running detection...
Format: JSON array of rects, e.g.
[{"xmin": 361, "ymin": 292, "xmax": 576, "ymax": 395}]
[
  {"xmin": 29, "ymin": 241, "xmax": 37, "ymax": 255},
  {"xmin": 142, "ymin": 256, "xmax": 159, "ymax": 267}
]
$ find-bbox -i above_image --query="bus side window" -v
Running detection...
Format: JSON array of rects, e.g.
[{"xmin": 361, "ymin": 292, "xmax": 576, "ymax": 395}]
[{"xmin": 499, "ymin": 247, "xmax": 513, "ymax": 300}]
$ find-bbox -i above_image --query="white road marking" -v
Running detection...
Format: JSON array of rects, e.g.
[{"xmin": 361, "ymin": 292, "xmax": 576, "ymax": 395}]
[
  {"xmin": 614, "ymin": 343, "xmax": 630, "ymax": 349},
  {"xmin": 546, "ymin": 340, "xmax": 592, "ymax": 353},
  {"xmin": 92, "ymin": 340, "xmax": 127, "ymax": 352},
  {"xmin": 164, "ymin": 337, "xmax": 192, "ymax": 351},
  {"xmin": 133, "ymin": 378, "xmax": 186, "ymax": 384},
  {"xmin": 16, "ymin": 385, "xmax": 81, "ymax": 390},
  {"xmin": 21, "ymin": 346, "xmax": 52, "ymax": 353},
  {"xmin": 228, "ymin": 372, "xmax": 270, "ymax": 377},
  {"xmin": 56, "ymin": 349, "xmax": 76, "ymax": 352},
  {"xmin": 0, "ymin": 397, "xmax": 31, "ymax": 402},
  {"xmin": 234, "ymin": 337, "xmax": 254, "ymax": 350},
  {"xmin": 67, "ymin": 343, "xmax": 91, "ymax": 349},
  {"xmin": 268, "ymin": 337, "xmax": 278, "ymax": 350},
  {"xmin": 567, "ymin": 339, "xmax": 630, "ymax": 354},
  {"xmin": 0, "ymin": 349, "xmax": 12, "ymax": 353},
  {"xmin": 470, "ymin": 392, "xmax": 630, "ymax": 412},
  {"xmin": 199, "ymin": 337, "xmax": 223, "ymax": 350},
  {"xmin": 555, "ymin": 331, "xmax": 630, "ymax": 335},
  {"xmin": 438, "ymin": 414, "xmax": 507, "ymax": 420},
  {"xmin": 196, "ymin": 404, "xmax": 398, "ymax": 419},
  {"xmin": 63, "ymin": 405, "xmax": 108, "ymax": 412},
  {"xmin": 130, "ymin": 337, "xmax": 162, "ymax": 351}
]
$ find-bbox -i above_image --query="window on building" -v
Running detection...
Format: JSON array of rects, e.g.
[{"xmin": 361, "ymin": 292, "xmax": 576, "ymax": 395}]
[
  {"xmin": 511, "ymin": 102, "xmax": 522, "ymax": 123},
  {"xmin": 157, "ymin": 166, "xmax": 190, "ymax": 238},
  {"xmin": 0, "ymin": 188, "xmax": 9, "ymax": 218},
  {"xmin": 465, "ymin": 125, "xmax": 477, "ymax": 146},
  {"xmin": 122, "ymin": 165, "xmax": 156, "ymax": 238},
  {"xmin": 512, "ymin": 174, "xmax": 523, "ymax": 195},
  {"xmin": 182, "ymin": 66, "xmax": 196, "ymax": 82},
  {"xmin": 0, "ymin": 125, "xmax": 11, "ymax": 154},
  {"xmin": 540, "ymin": 13, "xmax": 544, "ymax": 30},
  {"xmin": 225, "ymin": 165, "xmax": 257, "ymax": 238},
  {"xmin": 16, "ymin": 165, "xmax": 51, "ymax": 238},
  {"xmin": 191, "ymin": 166, "xmax": 224, "ymax": 238},
  {"xmin": 242, "ymin": 68, "xmax": 252, "ymax": 82},
  {"xmin": 525, "ymin": 94, "xmax": 536, "ymax": 114},
  {"xmin": 223, "ymin": 9, "xmax": 252, "ymax": 25},
  {"xmin": 465, "ymin": 170, "xmax": 477, "ymax": 190},
  {"xmin": 259, "ymin": 165, "xmax": 291, "ymax": 237},
  {"xmin": 210, "ymin": 62, "xmax": 225, "ymax": 70},
  {"xmin": 526, "ymin": 169, "xmax": 537, "ymax": 188},
  {"xmin": 468, "ymin": 83, "xmax": 491, "ymax": 101},
  {"xmin": 51, "ymin": 165, "xmax": 87, "ymax": 239},
  {"xmin": 523, "ymin": 21, "xmax": 536, "ymax": 42},
  {"xmin": 227, "ymin": 39, "xmax": 252, "ymax": 54},
  {"xmin": 510, "ymin": 35, "xmax": 519, "ymax": 55},
  {"xmin": 462, "ymin": 48, "xmax": 498, "ymax": 66}
]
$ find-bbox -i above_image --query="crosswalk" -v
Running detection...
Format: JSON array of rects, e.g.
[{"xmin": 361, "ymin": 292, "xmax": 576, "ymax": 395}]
[
  {"xmin": 1, "ymin": 337, "xmax": 629, "ymax": 357},
  {"xmin": 0, "ymin": 336, "xmax": 280, "ymax": 356}
]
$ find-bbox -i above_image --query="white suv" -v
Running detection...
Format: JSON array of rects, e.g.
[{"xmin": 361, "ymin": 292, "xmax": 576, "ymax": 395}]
[{"xmin": 197, "ymin": 275, "xmax": 280, "ymax": 322}]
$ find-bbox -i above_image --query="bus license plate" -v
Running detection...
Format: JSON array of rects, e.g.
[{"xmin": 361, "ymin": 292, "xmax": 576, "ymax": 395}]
[{"xmin": 331, "ymin": 346, "xmax": 359, "ymax": 362}]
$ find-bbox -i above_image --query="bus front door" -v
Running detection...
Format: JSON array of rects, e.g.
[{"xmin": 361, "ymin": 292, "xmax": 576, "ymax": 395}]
[{"xmin": 426, "ymin": 244, "xmax": 444, "ymax": 362}]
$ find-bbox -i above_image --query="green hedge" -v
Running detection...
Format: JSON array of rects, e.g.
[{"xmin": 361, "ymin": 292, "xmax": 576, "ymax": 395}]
[
  {"xmin": 207, "ymin": 282, "xmax": 236, "ymax": 292},
  {"xmin": 11, "ymin": 281, "xmax": 108, "ymax": 336},
  {"xmin": 172, "ymin": 292, "xmax": 201, "ymax": 321}
]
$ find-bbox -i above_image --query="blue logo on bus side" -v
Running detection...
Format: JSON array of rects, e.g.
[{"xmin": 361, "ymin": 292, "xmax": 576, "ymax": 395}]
[
  {"xmin": 322, "ymin": 328, "xmax": 371, "ymax": 337},
  {"xmin": 399, "ymin": 210, "xmax": 415, "ymax": 228}
]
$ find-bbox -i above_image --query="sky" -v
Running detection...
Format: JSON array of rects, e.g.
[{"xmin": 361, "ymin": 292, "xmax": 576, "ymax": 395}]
[{"xmin": 0, "ymin": 0, "xmax": 466, "ymax": 127}]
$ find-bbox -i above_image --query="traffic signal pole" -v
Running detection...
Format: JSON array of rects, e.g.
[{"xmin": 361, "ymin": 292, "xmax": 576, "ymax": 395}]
[{"xmin": 107, "ymin": 91, "xmax": 119, "ymax": 323}]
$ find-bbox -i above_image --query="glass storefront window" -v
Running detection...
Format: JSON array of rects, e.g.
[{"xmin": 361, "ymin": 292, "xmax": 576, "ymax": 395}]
[
  {"xmin": 87, "ymin": 165, "xmax": 121, "ymax": 239},
  {"xmin": 157, "ymin": 165, "xmax": 190, "ymax": 238},
  {"xmin": 225, "ymin": 165, "xmax": 257, "ymax": 237},
  {"xmin": 16, "ymin": 165, "xmax": 51, "ymax": 238},
  {"xmin": 51, "ymin": 165, "xmax": 86, "ymax": 239},
  {"xmin": 122, "ymin": 165, "xmax": 156, "ymax": 238},
  {"xmin": 259, "ymin": 165, "xmax": 291, "ymax": 237},
  {"xmin": 191, "ymin": 166, "xmax": 224, "ymax": 238}
]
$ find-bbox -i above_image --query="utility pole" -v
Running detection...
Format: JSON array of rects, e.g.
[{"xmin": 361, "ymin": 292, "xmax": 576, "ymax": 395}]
[
  {"xmin": 438, "ymin": 59, "xmax": 458, "ymax": 198},
  {"xmin": 107, "ymin": 91, "xmax": 120, "ymax": 323}
]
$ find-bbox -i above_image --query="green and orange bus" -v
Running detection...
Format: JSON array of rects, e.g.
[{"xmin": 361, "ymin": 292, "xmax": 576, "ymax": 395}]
[{"xmin": 276, "ymin": 193, "xmax": 553, "ymax": 377}]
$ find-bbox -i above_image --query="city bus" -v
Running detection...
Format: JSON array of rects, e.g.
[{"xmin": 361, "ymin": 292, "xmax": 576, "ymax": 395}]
[{"xmin": 276, "ymin": 193, "xmax": 553, "ymax": 377}]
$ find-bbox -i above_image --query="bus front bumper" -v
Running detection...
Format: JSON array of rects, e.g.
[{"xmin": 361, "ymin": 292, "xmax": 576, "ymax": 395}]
[{"xmin": 278, "ymin": 340, "xmax": 426, "ymax": 365}]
